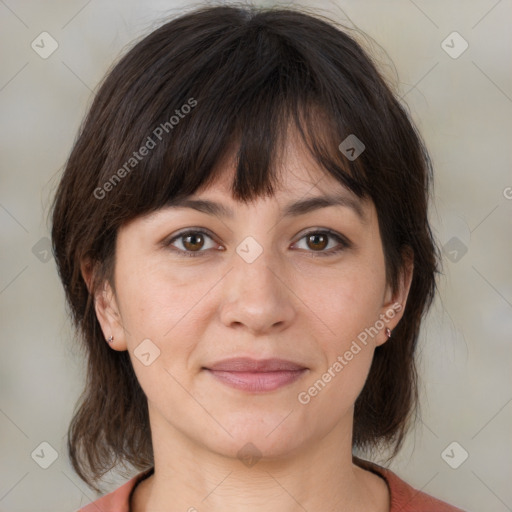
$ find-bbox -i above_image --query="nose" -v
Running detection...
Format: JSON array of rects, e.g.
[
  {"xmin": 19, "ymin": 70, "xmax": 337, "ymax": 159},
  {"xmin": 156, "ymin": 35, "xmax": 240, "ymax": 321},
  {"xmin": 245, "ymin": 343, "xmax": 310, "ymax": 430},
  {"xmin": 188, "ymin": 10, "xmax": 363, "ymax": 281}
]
[{"xmin": 218, "ymin": 244, "xmax": 296, "ymax": 336}]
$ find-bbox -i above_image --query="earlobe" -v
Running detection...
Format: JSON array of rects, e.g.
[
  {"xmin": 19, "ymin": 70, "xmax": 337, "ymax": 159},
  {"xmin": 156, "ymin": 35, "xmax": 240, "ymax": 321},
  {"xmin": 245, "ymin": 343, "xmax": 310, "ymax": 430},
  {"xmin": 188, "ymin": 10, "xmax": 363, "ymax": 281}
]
[{"xmin": 375, "ymin": 302, "xmax": 403, "ymax": 347}]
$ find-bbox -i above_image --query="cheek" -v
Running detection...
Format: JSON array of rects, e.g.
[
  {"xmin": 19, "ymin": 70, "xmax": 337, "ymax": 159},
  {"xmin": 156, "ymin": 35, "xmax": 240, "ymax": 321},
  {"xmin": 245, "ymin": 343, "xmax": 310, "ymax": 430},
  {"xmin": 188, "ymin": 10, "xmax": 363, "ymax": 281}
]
[
  {"xmin": 115, "ymin": 256, "xmax": 206, "ymax": 334},
  {"xmin": 115, "ymin": 267, "xmax": 206, "ymax": 406},
  {"xmin": 298, "ymin": 302, "xmax": 378, "ymax": 418},
  {"xmin": 301, "ymin": 260, "xmax": 386, "ymax": 403},
  {"xmin": 114, "ymin": 258, "xmax": 216, "ymax": 393},
  {"xmin": 312, "ymin": 261, "xmax": 386, "ymax": 342}
]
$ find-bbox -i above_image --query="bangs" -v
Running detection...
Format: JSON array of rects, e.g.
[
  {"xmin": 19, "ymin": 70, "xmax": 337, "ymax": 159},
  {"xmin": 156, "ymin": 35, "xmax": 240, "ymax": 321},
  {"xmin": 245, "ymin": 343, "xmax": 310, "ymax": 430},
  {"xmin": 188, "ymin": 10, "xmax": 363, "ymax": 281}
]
[{"xmin": 93, "ymin": 9, "xmax": 375, "ymax": 224}]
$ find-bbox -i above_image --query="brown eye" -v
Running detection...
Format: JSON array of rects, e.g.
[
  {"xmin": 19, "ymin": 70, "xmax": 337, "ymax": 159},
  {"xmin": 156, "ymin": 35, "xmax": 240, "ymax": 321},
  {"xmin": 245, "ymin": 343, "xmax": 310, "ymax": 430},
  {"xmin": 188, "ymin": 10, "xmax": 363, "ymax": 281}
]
[
  {"xmin": 182, "ymin": 232, "xmax": 205, "ymax": 251},
  {"xmin": 167, "ymin": 229, "xmax": 218, "ymax": 257},
  {"xmin": 293, "ymin": 229, "xmax": 350, "ymax": 257},
  {"xmin": 306, "ymin": 233, "xmax": 328, "ymax": 251}
]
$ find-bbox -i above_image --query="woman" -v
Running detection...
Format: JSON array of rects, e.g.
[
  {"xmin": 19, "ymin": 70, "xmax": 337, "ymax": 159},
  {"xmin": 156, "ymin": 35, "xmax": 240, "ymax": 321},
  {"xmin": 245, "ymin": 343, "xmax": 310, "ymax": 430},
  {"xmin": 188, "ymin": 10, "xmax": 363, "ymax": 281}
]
[{"xmin": 51, "ymin": 4, "xmax": 464, "ymax": 511}]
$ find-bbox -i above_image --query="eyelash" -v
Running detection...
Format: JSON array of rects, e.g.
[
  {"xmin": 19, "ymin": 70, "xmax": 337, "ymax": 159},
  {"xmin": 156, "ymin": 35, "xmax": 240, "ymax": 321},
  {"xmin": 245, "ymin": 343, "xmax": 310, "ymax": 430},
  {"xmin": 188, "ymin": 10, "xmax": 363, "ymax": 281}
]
[{"xmin": 165, "ymin": 228, "xmax": 351, "ymax": 258}]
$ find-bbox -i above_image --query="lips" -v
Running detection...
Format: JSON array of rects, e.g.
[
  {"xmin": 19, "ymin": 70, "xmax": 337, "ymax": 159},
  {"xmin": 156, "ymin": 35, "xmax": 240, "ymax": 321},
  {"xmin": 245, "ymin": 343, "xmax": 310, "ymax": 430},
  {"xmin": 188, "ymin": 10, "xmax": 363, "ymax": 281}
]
[
  {"xmin": 205, "ymin": 357, "xmax": 306, "ymax": 372},
  {"xmin": 203, "ymin": 358, "xmax": 308, "ymax": 392}
]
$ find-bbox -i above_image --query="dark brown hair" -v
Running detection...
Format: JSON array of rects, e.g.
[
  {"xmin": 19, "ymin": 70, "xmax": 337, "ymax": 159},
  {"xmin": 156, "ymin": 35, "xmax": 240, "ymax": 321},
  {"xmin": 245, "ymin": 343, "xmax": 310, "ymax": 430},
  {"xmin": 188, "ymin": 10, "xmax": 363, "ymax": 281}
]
[{"xmin": 50, "ymin": 3, "xmax": 440, "ymax": 493}]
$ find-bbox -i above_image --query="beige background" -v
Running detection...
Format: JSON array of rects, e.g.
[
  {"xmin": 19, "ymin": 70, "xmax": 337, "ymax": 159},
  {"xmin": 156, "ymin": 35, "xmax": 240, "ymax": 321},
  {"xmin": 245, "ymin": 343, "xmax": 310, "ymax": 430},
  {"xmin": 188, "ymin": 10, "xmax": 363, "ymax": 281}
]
[{"xmin": 1, "ymin": 0, "xmax": 511, "ymax": 511}]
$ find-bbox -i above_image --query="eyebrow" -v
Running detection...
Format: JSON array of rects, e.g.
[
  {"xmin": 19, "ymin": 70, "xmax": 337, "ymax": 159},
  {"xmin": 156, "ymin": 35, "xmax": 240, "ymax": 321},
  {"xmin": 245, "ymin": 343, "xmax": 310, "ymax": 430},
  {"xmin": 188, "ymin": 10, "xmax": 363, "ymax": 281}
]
[{"xmin": 165, "ymin": 193, "xmax": 367, "ymax": 223}]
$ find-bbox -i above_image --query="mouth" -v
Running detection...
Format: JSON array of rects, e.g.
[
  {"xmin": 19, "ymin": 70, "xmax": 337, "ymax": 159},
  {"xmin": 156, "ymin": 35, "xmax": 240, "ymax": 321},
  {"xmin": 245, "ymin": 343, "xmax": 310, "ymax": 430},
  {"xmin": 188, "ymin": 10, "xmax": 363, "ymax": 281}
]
[{"xmin": 202, "ymin": 358, "xmax": 308, "ymax": 393}]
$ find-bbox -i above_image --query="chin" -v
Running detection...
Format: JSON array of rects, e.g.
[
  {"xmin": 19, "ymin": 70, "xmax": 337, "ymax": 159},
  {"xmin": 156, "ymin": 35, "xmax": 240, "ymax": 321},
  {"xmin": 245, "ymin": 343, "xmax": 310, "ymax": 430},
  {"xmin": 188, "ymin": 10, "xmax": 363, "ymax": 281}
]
[{"xmin": 200, "ymin": 412, "xmax": 311, "ymax": 463}]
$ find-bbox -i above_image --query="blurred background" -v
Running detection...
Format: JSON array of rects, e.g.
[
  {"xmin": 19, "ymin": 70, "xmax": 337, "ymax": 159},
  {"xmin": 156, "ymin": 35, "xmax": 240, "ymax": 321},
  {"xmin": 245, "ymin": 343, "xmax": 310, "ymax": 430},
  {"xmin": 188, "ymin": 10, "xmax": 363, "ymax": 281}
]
[{"xmin": 1, "ymin": 0, "xmax": 511, "ymax": 510}]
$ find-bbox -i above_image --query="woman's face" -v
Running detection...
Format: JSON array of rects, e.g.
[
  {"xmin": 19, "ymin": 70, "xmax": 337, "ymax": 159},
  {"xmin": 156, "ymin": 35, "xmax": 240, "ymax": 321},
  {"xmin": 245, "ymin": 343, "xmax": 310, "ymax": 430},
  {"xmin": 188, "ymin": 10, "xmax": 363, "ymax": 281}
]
[{"xmin": 93, "ymin": 132, "xmax": 411, "ymax": 462}]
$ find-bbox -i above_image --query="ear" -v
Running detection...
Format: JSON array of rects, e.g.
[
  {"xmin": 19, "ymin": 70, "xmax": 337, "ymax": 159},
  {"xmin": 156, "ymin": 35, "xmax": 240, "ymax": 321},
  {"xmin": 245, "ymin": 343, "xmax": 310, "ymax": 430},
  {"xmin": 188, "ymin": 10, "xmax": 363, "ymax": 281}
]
[
  {"xmin": 80, "ymin": 259, "xmax": 128, "ymax": 351},
  {"xmin": 376, "ymin": 246, "xmax": 414, "ymax": 347}
]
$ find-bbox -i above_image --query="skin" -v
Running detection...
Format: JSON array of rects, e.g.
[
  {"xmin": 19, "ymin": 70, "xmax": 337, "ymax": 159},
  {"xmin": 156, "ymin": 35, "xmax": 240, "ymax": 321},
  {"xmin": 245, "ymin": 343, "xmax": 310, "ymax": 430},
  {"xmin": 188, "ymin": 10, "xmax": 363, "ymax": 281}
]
[{"xmin": 84, "ymin": 129, "xmax": 413, "ymax": 512}]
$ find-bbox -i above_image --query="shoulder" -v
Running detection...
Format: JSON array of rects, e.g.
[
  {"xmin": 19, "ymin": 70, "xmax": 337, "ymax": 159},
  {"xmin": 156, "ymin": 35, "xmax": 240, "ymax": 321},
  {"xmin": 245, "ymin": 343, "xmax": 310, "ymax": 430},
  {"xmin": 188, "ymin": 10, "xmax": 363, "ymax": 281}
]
[
  {"xmin": 76, "ymin": 467, "xmax": 154, "ymax": 512},
  {"xmin": 354, "ymin": 457, "xmax": 466, "ymax": 512}
]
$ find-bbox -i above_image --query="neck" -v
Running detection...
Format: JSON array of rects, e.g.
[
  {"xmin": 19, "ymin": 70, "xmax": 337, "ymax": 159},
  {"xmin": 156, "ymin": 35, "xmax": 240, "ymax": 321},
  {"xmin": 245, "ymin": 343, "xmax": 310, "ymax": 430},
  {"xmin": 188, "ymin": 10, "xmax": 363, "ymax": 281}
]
[{"xmin": 131, "ymin": 421, "xmax": 389, "ymax": 512}]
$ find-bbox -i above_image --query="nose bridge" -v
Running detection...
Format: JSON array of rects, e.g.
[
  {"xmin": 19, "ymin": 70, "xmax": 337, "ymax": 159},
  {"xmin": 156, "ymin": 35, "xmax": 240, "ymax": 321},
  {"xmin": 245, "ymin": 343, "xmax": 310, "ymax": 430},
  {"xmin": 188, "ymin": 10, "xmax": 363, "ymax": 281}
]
[
  {"xmin": 236, "ymin": 236, "xmax": 279, "ymax": 291},
  {"xmin": 219, "ymin": 234, "xmax": 295, "ymax": 333}
]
